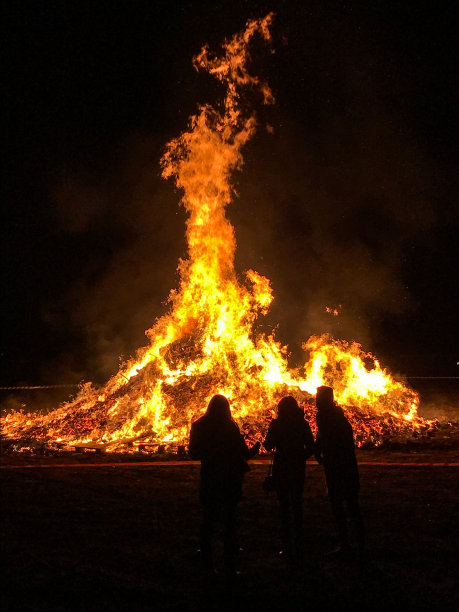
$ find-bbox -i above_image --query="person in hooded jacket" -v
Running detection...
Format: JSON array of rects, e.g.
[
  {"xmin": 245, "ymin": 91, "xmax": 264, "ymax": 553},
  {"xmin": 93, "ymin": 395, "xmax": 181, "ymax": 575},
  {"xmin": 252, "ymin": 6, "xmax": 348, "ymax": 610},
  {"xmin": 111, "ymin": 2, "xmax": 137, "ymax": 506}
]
[
  {"xmin": 314, "ymin": 385, "xmax": 364, "ymax": 560},
  {"xmin": 188, "ymin": 394, "xmax": 260, "ymax": 577},
  {"xmin": 263, "ymin": 396, "xmax": 315, "ymax": 565}
]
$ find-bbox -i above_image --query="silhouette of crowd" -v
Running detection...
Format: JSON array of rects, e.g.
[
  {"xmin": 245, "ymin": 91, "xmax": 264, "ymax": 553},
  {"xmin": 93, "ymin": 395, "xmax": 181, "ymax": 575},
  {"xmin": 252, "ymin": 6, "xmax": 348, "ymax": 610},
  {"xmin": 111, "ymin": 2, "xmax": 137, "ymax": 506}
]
[{"xmin": 189, "ymin": 387, "xmax": 364, "ymax": 582}]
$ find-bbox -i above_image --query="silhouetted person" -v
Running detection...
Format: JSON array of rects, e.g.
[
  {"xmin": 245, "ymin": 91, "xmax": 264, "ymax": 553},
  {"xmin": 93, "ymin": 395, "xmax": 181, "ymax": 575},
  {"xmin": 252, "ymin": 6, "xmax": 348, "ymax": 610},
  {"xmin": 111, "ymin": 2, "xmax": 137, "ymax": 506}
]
[
  {"xmin": 188, "ymin": 394, "xmax": 260, "ymax": 578},
  {"xmin": 314, "ymin": 385, "xmax": 364, "ymax": 560},
  {"xmin": 263, "ymin": 396, "xmax": 315, "ymax": 565}
]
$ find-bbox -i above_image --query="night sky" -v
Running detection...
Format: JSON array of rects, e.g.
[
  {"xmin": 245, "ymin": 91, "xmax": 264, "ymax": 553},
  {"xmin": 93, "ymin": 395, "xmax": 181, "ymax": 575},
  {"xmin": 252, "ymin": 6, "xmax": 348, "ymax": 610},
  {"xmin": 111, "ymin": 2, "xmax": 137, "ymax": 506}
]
[{"xmin": 2, "ymin": 1, "xmax": 459, "ymax": 388}]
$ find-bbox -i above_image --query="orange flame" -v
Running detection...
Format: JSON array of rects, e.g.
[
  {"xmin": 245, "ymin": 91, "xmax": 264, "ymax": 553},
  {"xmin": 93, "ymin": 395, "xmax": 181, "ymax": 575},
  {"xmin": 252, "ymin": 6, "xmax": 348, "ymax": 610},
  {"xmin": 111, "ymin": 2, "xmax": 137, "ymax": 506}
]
[{"xmin": 1, "ymin": 14, "xmax": 429, "ymax": 449}]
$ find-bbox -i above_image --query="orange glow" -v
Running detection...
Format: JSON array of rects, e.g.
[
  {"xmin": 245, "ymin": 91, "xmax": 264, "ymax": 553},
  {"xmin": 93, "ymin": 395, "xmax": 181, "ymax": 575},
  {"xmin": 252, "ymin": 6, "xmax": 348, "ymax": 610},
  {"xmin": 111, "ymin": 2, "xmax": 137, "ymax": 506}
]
[{"xmin": 1, "ymin": 14, "xmax": 432, "ymax": 450}]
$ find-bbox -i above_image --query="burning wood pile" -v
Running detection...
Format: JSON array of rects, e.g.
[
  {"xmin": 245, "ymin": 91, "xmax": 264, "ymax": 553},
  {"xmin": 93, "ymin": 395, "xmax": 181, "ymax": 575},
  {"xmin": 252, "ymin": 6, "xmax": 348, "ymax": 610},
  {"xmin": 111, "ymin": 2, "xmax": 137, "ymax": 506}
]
[{"xmin": 1, "ymin": 14, "xmax": 446, "ymax": 454}]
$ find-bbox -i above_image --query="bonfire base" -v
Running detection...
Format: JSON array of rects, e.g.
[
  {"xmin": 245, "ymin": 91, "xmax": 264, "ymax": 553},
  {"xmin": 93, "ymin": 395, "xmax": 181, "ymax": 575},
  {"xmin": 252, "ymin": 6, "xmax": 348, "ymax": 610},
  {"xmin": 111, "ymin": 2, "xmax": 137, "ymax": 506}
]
[{"xmin": 2, "ymin": 420, "xmax": 459, "ymax": 460}]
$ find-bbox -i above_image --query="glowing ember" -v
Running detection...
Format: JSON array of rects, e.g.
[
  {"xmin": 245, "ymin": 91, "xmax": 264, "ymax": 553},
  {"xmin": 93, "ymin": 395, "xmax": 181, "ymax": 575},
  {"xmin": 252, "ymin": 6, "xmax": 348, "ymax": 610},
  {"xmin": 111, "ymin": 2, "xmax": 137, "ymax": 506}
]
[
  {"xmin": 1, "ymin": 14, "xmax": 432, "ymax": 450},
  {"xmin": 325, "ymin": 306, "xmax": 341, "ymax": 317}
]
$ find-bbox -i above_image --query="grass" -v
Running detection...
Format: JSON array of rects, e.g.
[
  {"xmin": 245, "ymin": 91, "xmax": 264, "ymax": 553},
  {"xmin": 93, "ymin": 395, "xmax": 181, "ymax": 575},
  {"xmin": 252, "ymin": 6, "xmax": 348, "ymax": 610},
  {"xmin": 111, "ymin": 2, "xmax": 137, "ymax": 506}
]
[{"xmin": 1, "ymin": 450, "xmax": 459, "ymax": 611}]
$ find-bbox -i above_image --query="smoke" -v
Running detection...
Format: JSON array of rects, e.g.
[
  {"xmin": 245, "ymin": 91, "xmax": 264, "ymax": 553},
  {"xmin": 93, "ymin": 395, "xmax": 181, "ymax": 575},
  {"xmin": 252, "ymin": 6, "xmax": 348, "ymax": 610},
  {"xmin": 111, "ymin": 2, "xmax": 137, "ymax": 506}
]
[
  {"xmin": 231, "ymin": 10, "xmax": 436, "ymax": 366},
  {"xmin": 42, "ymin": 134, "xmax": 187, "ymax": 384},
  {"xmin": 234, "ymin": 115, "xmax": 433, "ymax": 361}
]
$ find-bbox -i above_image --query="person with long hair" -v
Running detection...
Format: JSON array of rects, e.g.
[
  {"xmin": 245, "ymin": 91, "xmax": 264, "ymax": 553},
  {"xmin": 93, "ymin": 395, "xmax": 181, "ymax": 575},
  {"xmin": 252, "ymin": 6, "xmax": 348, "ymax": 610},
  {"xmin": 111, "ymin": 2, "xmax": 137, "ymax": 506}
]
[
  {"xmin": 263, "ymin": 396, "xmax": 315, "ymax": 566},
  {"xmin": 315, "ymin": 385, "xmax": 364, "ymax": 561},
  {"xmin": 188, "ymin": 394, "xmax": 260, "ymax": 579}
]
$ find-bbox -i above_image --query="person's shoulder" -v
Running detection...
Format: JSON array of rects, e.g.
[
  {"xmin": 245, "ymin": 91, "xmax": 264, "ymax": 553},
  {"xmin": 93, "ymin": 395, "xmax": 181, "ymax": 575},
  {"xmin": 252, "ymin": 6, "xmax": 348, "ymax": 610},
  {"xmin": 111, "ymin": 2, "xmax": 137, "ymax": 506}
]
[
  {"xmin": 264, "ymin": 418, "xmax": 279, "ymax": 442},
  {"xmin": 226, "ymin": 420, "xmax": 242, "ymax": 438},
  {"xmin": 191, "ymin": 415, "xmax": 207, "ymax": 430},
  {"xmin": 267, "ymin": 418, "xmax": 280, "ymax": 431},
  {"xmin": 337, "ymin": 407, "xmax": 351, "ymax": 424},
  {"xmin": 343, "ymin": 414, "xmax": 354, "ymax": 431}
]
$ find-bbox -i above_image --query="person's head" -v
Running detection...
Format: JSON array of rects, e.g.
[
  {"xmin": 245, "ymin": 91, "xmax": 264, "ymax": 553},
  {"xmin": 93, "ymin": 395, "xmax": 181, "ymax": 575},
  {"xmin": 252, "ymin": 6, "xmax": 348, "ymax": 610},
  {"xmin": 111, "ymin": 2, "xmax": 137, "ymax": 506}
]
[
  {"xmin": 277, "ymin": 396, "xmax": 303, "ymax": 421},
  {"xmin": 206, "ymin": 394, "xmax": 232, "ymax": 421},
  {"xmin": 316, "ymin": 386, "xmax": 335, "ymax": 411}
]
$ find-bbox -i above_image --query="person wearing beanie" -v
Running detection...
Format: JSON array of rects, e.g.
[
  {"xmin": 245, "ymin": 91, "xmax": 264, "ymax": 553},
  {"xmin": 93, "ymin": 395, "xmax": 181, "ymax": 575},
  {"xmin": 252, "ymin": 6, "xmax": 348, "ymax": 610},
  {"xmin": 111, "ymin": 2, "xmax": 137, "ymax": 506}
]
[{"xmin": 315, "ymin": 386, "xmax": 365, "ymax": 561}]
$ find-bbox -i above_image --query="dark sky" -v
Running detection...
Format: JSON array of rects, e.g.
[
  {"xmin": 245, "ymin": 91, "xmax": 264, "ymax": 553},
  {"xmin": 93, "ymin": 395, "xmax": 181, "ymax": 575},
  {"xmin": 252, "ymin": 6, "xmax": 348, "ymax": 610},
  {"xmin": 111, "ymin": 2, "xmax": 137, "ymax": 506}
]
[{"xmin": 2, "ymin": 0, "xmax": 459, "ymax": 387}]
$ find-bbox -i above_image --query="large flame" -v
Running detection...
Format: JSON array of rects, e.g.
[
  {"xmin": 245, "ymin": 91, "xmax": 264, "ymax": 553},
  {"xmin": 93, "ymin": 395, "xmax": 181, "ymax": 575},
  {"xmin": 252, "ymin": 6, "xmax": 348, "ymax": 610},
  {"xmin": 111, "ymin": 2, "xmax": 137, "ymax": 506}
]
[{"xmin": 1, "ymin": 14, "xmax": 428, "ymax": 450}]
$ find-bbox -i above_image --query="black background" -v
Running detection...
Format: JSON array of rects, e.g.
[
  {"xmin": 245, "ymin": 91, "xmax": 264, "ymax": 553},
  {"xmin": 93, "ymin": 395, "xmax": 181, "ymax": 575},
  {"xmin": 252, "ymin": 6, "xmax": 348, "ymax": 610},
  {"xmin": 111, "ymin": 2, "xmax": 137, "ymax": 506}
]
[{"xmin": 2, "ymin": 0, "xmax": 458, "ymax": 387}]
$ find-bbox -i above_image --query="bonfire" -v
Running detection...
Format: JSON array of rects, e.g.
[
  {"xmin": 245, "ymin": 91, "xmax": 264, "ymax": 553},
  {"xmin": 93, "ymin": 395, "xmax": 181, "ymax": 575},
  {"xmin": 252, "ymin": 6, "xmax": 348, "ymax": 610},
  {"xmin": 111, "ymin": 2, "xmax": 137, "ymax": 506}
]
[{"xmin": 1, "ymin": 14, "xmax": 436, "ymax": 452}]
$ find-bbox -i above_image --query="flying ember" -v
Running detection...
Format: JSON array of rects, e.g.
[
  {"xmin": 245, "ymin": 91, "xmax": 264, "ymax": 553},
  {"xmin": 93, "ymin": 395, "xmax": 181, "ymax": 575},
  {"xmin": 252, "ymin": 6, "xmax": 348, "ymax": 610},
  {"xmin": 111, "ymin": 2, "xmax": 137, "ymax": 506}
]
[{"xmin": 1, "ymin": 14, "xmax": 430, "ymax": 451}]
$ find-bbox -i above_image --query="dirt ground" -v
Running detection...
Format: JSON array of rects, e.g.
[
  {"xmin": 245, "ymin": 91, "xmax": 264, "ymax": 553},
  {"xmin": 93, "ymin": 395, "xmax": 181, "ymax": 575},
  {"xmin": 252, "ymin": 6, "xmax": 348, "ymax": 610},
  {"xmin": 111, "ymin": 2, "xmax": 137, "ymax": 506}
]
[{"xmin": 2, "ymin": 449, "xmax": 459, "ymax": 611}]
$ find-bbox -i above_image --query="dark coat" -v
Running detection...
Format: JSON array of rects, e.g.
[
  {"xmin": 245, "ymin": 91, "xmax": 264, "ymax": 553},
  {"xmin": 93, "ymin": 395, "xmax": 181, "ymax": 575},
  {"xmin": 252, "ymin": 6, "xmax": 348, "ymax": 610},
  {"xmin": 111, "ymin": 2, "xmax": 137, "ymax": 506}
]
[
  {"xmin": 315, "ymin": 404, "xmax": 360, "ymax": 495},
  {"xmin": 189, "ymin": 414, "xmax": 253, "ymax": 506},
  {"xmin": 263, "ymin": 413, "xmax": 315, "ymax": 492}
]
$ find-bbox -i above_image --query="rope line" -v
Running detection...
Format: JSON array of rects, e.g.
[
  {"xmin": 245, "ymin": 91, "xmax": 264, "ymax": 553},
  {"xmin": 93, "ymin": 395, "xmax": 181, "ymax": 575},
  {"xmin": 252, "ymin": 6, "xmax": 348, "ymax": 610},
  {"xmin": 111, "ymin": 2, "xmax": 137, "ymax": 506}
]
[
  {"xmin": 406, "ymin": 376, "xmax": 459, "ymax": 379},
  {"xmin": 1, "ymin": 460, "xmax": 459, "ymax": 469},
  {"xmin": 0, "ymin": 385, "xmax": 80, "ymax": 390}
]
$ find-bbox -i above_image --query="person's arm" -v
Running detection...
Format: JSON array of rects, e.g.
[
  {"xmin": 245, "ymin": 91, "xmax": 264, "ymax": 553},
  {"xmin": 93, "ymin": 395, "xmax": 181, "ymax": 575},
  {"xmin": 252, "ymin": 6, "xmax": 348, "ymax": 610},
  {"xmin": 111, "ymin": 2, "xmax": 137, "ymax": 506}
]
[
  {"xmin": 188, "ymin": 422, "xmax": 202, "ymax": 460},
  {"xmin": 238, "ymin": 428, "xmax": 261, "ymax": 460},
  {"xmin": 314, "ymin": 430, "xmax": 324, "ymax": 464},
  {"xmin": 236, "ymin": 427, "xmax": 261, "ymax": 459},
  {"xmin": 346, "ymin": 419, "xmax": 356, "ymax": 449},
  {"xmin": 247, "ymin": 440, "xmax": 261, "ymax": 458},
  {"xmin": 303, "ymin": 421, "xmax": 315, "ymax": 459},
  {"xmin": 263, "ymin": 421, "xmax": 276, "ymax": 452}
]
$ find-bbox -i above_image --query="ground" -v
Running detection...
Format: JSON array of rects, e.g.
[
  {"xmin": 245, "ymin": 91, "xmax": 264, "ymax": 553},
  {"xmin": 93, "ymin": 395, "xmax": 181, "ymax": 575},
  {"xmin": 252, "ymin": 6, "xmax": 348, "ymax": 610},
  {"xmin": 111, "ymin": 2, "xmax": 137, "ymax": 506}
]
[{"xmin": 1, "ymin": 449, "xmax": 459, "ymax": 611}]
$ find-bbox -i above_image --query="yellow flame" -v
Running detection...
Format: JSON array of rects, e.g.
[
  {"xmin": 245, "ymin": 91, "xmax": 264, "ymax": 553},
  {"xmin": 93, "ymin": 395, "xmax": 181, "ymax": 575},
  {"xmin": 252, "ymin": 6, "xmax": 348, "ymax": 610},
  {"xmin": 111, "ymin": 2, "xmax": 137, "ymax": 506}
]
[{"xmin": 1, "ymin": 13, "xmax": 426, "ymax": 449}]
